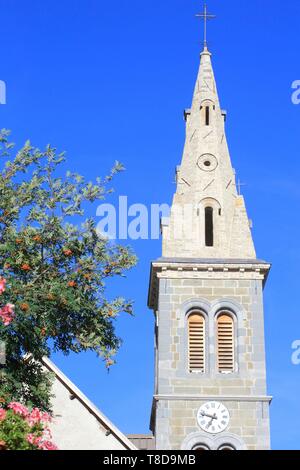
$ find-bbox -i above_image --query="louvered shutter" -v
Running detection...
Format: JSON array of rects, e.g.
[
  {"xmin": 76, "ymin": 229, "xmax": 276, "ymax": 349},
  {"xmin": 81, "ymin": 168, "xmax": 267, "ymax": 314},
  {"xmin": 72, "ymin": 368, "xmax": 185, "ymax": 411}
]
[
  {"xmin": 217, "ymin": 314, "xmax": 234, "ymax": 373},
  {"xmin": 188, "ymin": 313, "xmax": 205, "ymax": 373}
]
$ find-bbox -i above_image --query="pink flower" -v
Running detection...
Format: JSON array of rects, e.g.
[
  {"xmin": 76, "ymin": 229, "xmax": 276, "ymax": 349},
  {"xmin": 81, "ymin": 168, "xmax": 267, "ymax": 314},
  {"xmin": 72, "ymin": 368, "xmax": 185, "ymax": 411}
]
[
  {"xmin": 0, "ymin": 409, "xmax": 6, "ymax": 421},
  {"xmin": 0, "ymin": 303, "xmax": 15, "ymax": 326},
  {"xmin": 34, "ymin": 436, "xmax": 43, "ymax": 447},
  {"xmin": 26, "ymin": 408, "xmax": 52, "ymax": 427},
  {"xmin": 26, "ymin": 433, "xmax": 35, "ymax": 445},
  {"xmin": 8, "ymin": 401, "xmax": 29, "ymax": 417},
  {"xmin": 38, "ymin": 440, "xmax": 58, "ymax": 451},
  {"xmin": 42, "ymin": 427, "xmax": 53, "ymax": 440},
  {"xmin": 26, "ymin": 408, "xmax": 42, "ymax": 426},
  {"xmin": 0, "ymin": 278, "xmax": 6, "ymax": 295},
  {"xmin": 9, "ymin": 404, "xmax": 57, "ymax": 450},
  {"xmin": 41, "ymin": 412, "xmax": 52, "ymax": 423}
]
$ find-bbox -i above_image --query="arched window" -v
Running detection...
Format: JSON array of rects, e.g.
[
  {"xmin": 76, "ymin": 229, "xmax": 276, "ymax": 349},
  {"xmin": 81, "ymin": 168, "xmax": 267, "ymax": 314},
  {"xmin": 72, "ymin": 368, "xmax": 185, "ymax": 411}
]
[
  {"xmin": 192, "ymin": 444, "xmax": 210, "ymax": 451},
  {"xmin": 217, "ymin": 313, "xmax": 235, "ymax": 374},
  {"xmin": 188, "ymin": 312, "xmax": 206, "ymax": 373},
  {"xmin": 218, "ymin": 444, "xmax": 236, "ymax": 451},
  {"xmin": 205, "ymin": 207, "xmax": 214, "ymax": 247},
  {"xmin": 205, "ymin": 106, "xmax": 210, "ymax": 126}
]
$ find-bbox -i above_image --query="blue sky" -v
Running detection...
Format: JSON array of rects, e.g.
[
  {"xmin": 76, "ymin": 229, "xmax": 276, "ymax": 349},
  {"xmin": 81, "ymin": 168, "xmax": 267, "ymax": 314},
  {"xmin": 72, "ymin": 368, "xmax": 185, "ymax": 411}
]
[{"xmin": 1, "ymin": 0, "xmax": 300, "ymax": 450}]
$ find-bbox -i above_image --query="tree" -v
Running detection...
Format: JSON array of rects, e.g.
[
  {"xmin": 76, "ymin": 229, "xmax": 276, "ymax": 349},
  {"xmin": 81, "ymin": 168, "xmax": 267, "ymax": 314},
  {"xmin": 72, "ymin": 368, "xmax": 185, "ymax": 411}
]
[{"xmin": 0, "ymin": 129, "xmax": 137, "ymax": 410}]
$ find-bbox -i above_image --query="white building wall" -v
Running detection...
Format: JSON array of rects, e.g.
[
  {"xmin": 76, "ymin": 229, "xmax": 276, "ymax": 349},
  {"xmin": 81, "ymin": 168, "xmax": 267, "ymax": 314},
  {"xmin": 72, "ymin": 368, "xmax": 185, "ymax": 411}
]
[{"xmin": 49, "ymin": 377, "xmax": 128, "ymax": 450}]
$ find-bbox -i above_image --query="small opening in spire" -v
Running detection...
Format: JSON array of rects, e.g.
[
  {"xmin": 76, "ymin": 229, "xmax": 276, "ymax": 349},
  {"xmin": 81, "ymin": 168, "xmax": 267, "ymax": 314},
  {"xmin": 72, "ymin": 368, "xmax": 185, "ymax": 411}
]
[
  {"xmin": 205, "ymin": 106, "xmax": 210, "ymax": 126},
  {"xmin": 205, "ymin": 207, "xmax": 214, "ymax": 247}
]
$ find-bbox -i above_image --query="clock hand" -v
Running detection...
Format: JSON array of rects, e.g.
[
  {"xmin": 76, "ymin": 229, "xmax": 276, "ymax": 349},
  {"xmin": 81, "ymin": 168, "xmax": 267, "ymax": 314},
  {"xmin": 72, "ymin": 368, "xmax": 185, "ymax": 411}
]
[{"xmin": 201, "ymin": 411, "xmax": 217, "ymax": 420}]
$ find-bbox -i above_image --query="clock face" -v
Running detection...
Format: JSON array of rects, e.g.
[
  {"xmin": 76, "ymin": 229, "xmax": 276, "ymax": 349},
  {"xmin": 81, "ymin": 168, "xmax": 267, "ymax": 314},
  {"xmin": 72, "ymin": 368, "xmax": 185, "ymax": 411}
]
[{"xmin": 197, "ymin": 401, "xmax": 230, "ymax": 434}]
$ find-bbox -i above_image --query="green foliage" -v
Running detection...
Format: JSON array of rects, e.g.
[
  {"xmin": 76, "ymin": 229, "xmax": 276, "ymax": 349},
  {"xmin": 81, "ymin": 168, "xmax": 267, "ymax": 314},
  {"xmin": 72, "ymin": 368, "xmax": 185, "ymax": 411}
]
[
  {"xmin": 0, "ymin": 129, "xmax": 137, "ymax": 410},
  {"xmin": 0, "ymin": 410, "xmax": 35, "ymax": 450},
  {"xmin": 0, "ymin": 405, "xmax": 57, "ymax": 450}
]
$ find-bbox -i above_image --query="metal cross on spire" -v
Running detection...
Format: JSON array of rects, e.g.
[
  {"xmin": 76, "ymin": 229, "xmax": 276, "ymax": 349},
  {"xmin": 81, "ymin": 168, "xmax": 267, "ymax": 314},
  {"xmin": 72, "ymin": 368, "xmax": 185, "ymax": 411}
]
[{"xmin": 196, "ymin": 2, "xmax": 216, "ymax": 49}]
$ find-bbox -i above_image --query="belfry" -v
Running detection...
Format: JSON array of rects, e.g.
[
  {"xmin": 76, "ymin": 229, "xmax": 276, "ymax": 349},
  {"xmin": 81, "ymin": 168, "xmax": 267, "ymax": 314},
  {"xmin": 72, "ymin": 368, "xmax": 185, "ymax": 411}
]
[{"xmin": 148, "ymin": 4, "xmax": 271, "ymax": 451}]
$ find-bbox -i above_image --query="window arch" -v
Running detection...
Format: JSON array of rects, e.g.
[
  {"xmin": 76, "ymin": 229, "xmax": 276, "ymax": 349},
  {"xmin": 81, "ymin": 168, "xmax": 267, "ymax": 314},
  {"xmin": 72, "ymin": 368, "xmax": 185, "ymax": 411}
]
[
  {"xmin": 181, "ymin": 432, "xmax": 246, "ymax": 450},
  {"xmin": 188, "ymin": 312, "xmax": 206, "ymax": 373},
  {"xmin": 199, "ymin": 197, "xmax": 221, "ymax": 249},
  {"xmin": 205, "ymin": 106, "xmax": 210, "ymax": 126},
  {"xmin": 217, "ymin": 313, "xmax": 235, "ymax": 374},
  {"xmin": 192, "ymin": 444, "xmax": 210, "ymax": 451},
  {"xmin": 218, "ymin": 444, "xmax": 236, "ymax": 451},
  {"xmin": 200, "ymin": 99, "xmax": 214, "ymax": 127}
]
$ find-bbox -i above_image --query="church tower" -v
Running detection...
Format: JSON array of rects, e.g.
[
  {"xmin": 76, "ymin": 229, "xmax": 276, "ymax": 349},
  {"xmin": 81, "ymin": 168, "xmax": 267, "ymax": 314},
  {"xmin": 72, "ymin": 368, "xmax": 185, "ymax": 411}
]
[{"xmin": 148, "ymin": 6, "xmax": 271, "ymax": 451}]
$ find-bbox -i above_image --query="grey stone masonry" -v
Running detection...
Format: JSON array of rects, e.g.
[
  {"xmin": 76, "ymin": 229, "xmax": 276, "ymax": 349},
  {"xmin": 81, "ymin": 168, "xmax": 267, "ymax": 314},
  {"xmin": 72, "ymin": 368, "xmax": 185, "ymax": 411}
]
[
  {"xmin": 149, "ymin": 267, "xmax": 271, "ymax": 450},
  {"xmin": 148, "ymin": 42, "xmax": 271, "ymax": 450}
]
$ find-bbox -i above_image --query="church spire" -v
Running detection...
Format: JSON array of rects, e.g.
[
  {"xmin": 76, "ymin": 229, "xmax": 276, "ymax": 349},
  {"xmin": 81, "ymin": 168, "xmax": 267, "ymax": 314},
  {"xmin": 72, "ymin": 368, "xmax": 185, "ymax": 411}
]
[
  {"xmin": 148, "ymin": 9, "xmax": 271, "ymax": 453},
  {"xmin": 161, "ymin": 10, "xmax": 256, "ymax": 260}
]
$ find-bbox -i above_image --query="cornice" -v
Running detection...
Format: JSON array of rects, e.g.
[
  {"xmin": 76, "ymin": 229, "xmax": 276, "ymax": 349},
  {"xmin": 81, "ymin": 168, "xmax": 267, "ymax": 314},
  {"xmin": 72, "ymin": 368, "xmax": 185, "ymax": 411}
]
[{"xmin": 148, "ymin": 258, "xmax": 271, "ymax": 310}]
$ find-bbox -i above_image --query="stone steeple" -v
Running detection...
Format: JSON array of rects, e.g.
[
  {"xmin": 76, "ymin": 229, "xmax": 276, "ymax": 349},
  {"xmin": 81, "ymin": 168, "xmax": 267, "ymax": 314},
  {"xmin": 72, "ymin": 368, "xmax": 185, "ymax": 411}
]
[
  {"xmin": 162, "ymin": 45, "xmax": 256, "ymax": 259},
  {"xmin": 148, "ymin": 33, "xmax": 271, "ymax": 450}
]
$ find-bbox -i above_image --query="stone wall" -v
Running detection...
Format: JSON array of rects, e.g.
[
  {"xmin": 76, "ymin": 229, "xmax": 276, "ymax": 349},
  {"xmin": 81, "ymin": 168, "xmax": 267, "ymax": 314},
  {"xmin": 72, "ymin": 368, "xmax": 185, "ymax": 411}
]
[
  {"xmin": 154, "ymin": 399, "xmax": 270, "ymax": 450},
  {"xmin": 153, "ymin": 275, "xmax": 271, "ymax": 450}
]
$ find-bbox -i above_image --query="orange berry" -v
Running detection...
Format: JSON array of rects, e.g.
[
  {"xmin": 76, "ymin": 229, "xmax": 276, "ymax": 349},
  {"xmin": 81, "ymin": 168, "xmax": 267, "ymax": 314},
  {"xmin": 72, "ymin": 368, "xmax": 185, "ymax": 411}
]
[
  {"xmin": 63, "ymin": 249, "xmax": 73, "ymax": 257},
  {"xmin": 21, "ymin": 264, "xmax": 31, "ymax": 271},
  {"xmin": 20, "ymin": 303, "xmax": 29, "ymax": 312}
]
